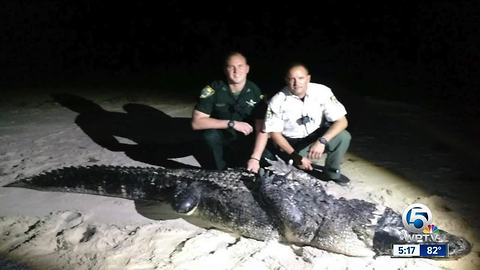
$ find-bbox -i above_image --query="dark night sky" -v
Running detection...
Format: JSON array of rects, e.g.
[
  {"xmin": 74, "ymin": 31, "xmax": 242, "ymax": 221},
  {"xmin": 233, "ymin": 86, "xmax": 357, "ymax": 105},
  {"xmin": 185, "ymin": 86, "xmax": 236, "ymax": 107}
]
[{"xmin": 1, "ymin": 1, "xmax": 479, "ymax": 116}]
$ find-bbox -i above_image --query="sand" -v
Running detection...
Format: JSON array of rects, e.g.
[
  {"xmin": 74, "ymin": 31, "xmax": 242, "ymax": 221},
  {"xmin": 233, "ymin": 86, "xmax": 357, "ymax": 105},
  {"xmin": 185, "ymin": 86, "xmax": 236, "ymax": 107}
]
[{"xmin": 0, "ymin": 88, "xmax": 478, "ymax": 269}]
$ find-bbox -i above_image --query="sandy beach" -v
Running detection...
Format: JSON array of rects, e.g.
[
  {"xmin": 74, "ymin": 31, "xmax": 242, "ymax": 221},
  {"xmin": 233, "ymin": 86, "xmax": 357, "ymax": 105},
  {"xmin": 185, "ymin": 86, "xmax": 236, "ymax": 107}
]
[{"xmin": 0, "ymin": 88, "xmax": 479, "ymax": 270}]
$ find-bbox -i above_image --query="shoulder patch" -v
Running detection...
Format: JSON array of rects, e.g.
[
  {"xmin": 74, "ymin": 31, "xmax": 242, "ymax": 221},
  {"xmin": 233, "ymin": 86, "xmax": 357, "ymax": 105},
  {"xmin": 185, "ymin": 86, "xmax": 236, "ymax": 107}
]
[
  {"xmin": 200, "ymin": 86, "xmax": 215, "ymax": 98},
  {"xmin": 330, "ymin": 95, "xmax": 339, "ymax": 104}
]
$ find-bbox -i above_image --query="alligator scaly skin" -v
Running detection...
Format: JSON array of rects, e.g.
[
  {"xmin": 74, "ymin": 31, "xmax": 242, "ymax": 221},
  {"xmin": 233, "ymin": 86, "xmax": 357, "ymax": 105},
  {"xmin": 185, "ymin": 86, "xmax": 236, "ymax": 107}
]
[{"xmin": 4, "ymin": 164, "xmax": 471, "ymax": 258}]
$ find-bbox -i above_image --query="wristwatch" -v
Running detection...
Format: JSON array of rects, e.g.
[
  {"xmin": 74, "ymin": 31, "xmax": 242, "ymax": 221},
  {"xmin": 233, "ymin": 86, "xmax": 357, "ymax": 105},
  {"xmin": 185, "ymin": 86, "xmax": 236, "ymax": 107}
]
[
  {"xmin": 318, "ymin": 137, "xmax": 328, "ymax": 145},
  {"xmin": 228, "ymin": 120, "xmax": 235, "ymax": 128}
]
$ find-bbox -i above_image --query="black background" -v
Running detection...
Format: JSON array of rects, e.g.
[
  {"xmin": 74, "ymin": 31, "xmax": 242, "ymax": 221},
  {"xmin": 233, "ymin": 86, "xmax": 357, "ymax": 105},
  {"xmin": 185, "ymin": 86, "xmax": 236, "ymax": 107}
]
[{"xmin": 1, "ymin": 1, "xmax": 479, "ymax": 117}]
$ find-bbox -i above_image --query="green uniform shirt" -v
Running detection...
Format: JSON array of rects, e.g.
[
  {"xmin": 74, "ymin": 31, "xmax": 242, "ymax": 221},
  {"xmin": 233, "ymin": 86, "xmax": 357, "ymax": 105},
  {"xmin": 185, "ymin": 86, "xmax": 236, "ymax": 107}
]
[{"xmin": 195, "ymin": 80, "xmax": 266, "ymax": 124}]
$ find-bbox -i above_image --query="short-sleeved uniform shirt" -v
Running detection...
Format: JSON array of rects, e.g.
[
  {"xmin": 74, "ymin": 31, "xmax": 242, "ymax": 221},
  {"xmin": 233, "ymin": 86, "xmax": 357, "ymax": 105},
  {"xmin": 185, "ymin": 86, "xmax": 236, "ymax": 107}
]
[
  {"xmin": 264, "ymin": 83, "xmax": 347, "ymax": 138},
  {"xmin": 194, "ymin": 80, "xmax": 266, "ymax": 124}
]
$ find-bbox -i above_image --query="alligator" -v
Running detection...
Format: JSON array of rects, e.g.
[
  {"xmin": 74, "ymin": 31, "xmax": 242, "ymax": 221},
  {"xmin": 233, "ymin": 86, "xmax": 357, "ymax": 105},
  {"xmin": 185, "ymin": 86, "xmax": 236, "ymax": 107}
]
[{"xmin": 4, "ymin": 162, "xmax": 471, "ymax": 258}]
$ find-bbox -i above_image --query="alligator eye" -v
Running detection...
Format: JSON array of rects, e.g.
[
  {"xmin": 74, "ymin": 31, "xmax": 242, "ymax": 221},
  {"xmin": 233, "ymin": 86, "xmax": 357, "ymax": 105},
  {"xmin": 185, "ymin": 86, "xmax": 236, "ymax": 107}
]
[
  {"xmin": 173, "ymin": 188, "xmax": 200, "ymax": 215},
  {"xmin": 174, "ymin": 196, "xmax": 199, "ymax": 215}
]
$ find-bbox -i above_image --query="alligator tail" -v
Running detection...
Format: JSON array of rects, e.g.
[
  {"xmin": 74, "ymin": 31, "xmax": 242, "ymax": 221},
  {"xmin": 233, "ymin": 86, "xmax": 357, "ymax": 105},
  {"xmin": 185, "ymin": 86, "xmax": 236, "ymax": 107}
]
[{"xmin": 4, "ymin": 165, "xmax": 181, "ymax": 201}]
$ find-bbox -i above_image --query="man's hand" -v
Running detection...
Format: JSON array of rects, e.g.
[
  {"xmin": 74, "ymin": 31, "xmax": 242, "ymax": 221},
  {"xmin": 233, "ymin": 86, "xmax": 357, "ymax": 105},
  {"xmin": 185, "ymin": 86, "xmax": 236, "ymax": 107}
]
[
  {"xmin": 308, "ymin": 141, "xmax": 325, "ymax": 160},
  {"xmin": 233, "ymin": 121, "xmax": 253, "ymax": 135},
  {"xmin": 246, "ymin": 158, "xmax": 260, "ymax": 173},
  {"xmin": 298, "ymin": 157, "xmax": 313, "ymax": 171}
]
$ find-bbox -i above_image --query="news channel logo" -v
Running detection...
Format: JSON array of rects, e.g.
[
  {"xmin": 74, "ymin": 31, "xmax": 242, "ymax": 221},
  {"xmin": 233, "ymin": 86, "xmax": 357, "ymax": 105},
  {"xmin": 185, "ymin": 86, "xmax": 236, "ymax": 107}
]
[
  {"xmin": 395, "ymin": 203, "xmax": 449, "ymax": 257},
  {"xmin": 402, "ymin": 203, "xmax": 432, "ymax": 233},
  {"xmin": 401, "ymin": 203, "xmax": 444, "ymax": 242}
]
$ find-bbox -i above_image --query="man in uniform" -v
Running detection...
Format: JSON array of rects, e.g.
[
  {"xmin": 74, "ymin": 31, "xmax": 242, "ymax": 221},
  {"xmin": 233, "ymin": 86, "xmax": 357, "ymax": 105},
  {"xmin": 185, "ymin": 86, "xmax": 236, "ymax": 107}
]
[
  {"xmin": 192, "ymin": 52, "xmax": 266, "ymax": 170},
  {"xmin": 264, "ymin": 63, "xmax": 351, "ymax": 185}
]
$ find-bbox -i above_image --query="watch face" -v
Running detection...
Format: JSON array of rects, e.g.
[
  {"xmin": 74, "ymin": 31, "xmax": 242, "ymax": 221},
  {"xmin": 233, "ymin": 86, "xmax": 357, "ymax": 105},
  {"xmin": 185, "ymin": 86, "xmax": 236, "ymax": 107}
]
[
  {"xmin": 228, "ymin": 120, "xmax": 234, "ymax": 128},
  {"xmin": 319, "ymin": 137, "xmax": 328, "ymax": 144}
]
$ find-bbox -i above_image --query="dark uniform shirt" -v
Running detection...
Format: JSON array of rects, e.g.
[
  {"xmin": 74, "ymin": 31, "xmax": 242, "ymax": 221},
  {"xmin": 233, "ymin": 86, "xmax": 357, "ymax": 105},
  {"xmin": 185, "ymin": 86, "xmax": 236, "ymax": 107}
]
[{"xmin": 195, "ymin": 80, "xmax": 266, "ymax": 125}]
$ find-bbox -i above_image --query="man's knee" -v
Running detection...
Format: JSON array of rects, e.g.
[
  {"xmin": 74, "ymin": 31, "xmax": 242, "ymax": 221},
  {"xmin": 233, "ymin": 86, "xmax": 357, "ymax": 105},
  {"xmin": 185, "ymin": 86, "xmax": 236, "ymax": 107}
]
[
  {"xmin": 333, "ymin": 130, "xmax": 351, "ymax": 145},
  {"xmin": 201, "ymin": 129, "xmax": 222, "ymax": 146},
  {"xmin": 338, "ymin": 130, "xmax": 352, "ymax": 144},
  {"xmin": 327, "ymin": 130, "xmax": 351, "ymax": 152}
]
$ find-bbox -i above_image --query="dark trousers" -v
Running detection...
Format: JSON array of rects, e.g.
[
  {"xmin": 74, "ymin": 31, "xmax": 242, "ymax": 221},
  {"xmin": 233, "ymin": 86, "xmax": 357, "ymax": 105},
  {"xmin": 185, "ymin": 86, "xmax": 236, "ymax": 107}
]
[{"xmin": 199, "ymin": 129, "xmax": 254, "ymax": 170}]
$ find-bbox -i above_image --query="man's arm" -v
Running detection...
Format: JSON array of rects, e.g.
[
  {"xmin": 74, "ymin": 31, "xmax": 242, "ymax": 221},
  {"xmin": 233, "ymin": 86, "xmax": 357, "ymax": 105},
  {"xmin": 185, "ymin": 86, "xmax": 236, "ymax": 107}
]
[
  {"xmin": 192, "ymin": 110, "xmax": 230, "ymax": 130},
  {"xmin": 247, "ymin": 119, "xmax": 269, "ymax": 172},
  {"xmin": 191, "ymin": 110, "xmax": 253, "ymax": 135},
  {"xmin": 270, "ymin": 132, "xmax": 295, "ymax": 156},
  {"xmin": 320, "ymin": 116, "xmax": 348, "ymax": 142},
  {"xmin": 271, "ymin": 132, "xmax": 313, "ymax": 170}
]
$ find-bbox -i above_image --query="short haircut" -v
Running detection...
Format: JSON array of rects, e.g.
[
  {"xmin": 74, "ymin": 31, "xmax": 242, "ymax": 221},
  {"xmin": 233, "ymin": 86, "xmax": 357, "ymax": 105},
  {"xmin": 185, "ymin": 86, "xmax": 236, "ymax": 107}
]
[
  {"xmin": 286, "ymin": 63, "xmax": 310, "ymax": 77},
  {"xmin": 224, "ymin": 51, "xmax": 247, "ymax": 66}
]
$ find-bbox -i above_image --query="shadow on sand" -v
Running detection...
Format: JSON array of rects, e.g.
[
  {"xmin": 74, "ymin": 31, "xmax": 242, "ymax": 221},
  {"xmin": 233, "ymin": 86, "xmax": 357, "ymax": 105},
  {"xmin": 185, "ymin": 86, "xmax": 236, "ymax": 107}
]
[{"xmin": 51, "ymin": 93, "xmax": 209, "ymax": 169}]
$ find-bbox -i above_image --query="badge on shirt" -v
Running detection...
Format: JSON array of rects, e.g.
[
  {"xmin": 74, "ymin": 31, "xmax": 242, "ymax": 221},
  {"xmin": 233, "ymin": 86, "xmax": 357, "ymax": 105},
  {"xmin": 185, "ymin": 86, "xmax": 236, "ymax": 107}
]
[
  {"xmin": 246, "ymin": 99, "xmax": 257, "ymax": 107},
  {"xmin": 200, "ymin": 86, "xmax": 215, "ymax": 98}
]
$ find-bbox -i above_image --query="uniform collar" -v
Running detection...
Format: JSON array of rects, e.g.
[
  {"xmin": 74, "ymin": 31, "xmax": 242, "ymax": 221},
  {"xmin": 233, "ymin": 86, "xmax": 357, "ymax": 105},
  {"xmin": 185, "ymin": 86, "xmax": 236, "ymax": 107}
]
[
  {"xmin": 284, "ymin": 85, "xmax": 311, "ymax": 100},
  {"xmin": 221, "ymin": 80, "xmax": 251, "ymax": 93},
  {"xmin": 225, "ymin": 81, "xmax": 252, "ymax": 98}
]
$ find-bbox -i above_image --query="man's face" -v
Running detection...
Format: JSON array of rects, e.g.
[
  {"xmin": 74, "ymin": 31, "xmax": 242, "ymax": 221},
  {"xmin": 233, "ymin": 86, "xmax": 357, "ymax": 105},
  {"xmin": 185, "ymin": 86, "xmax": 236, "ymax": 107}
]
[
  {"xmin": 224, "ymin": 55, "xmax": 249, "ymax": 85},
  {"xmin": 286, "ymin": 66, "xmax": 310, "ymax": 97}
]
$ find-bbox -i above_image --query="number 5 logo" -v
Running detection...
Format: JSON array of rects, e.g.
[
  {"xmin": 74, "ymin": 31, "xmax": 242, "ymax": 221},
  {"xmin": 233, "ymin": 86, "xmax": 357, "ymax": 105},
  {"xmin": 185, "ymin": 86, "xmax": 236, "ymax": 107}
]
[{"xmin": 402, "ymin": 203, "xmax": 432, "ymax": 233}]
